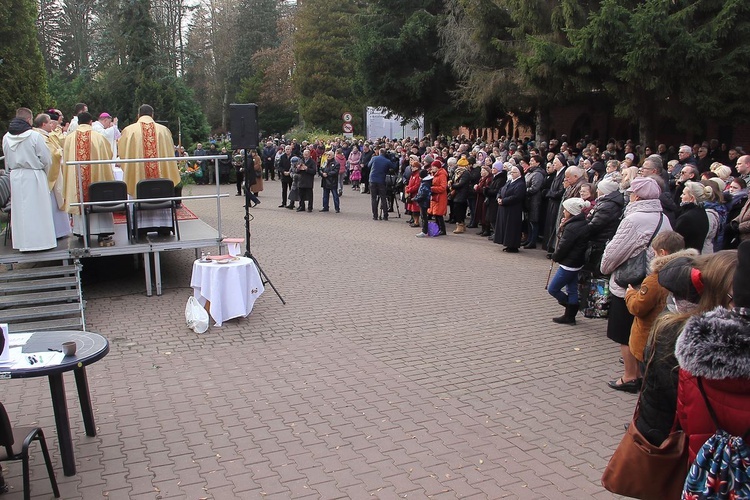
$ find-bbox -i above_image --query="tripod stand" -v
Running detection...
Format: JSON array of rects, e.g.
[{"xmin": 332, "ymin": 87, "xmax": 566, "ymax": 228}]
[{"xmin": 243, "ymin": 149, "xmax": 285, "ymax": 304}]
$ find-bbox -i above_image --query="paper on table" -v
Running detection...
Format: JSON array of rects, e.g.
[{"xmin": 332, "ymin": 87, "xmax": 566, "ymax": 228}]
[
  {"xmin": 11, "ymin": 351, "xmax": 65, "ymax": 369},
  {"xmin": 8, "ymin": 333, "xmax": 33, "ymax": 348}
]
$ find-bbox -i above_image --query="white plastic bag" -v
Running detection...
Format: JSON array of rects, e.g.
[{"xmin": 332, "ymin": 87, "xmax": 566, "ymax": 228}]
[{"xmin": 185, "ymin": 296, "xmax": 209, "ymax": 334}]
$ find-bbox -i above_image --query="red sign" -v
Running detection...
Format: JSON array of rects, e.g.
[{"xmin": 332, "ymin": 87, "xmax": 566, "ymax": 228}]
[{"xmin": 342, "ymin": 123, "xmax": 354, "ymax": 133}]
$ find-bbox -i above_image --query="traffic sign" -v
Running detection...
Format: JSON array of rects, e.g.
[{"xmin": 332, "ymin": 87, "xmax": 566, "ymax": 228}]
[
  {"xmin": 342, "ymin": 123, "xmax": 354, "ymax": 133},
  {"xmin": 342, "ymin": 112, "xmax": 353, "ymax": 122}
]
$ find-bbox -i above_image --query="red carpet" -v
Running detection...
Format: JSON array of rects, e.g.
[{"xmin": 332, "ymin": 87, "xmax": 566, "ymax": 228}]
[{"xmin": 113, "ymin": 205, "xmax": 199, "ymax": 224}]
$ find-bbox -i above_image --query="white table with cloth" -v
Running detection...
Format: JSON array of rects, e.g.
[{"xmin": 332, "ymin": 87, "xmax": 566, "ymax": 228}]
[{"xmin": 190, "ymin": 256, "xmax": 265, "ymax": 326}]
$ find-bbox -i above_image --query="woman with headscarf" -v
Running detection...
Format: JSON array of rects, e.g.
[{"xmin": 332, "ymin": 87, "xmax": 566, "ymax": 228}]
[
  {"xmin": 404, "ymin": 156, "xmax": 422, "ymax": 228},
  {"xmin": 600, "ymin": 177, "xmax": 672, "ymax": 392},
  {"xmin": 493, "ymin": 165, "xmax": 526, "ymax": 252},
  {"xmin": 482, "ymin": 161, "xmax": 507, "ymax": 238},
  {"xmin": 473, "ymin": 165, "xmax": 492, "ymax": 236},
  {"xmin": 450, "ymin": 157, "xmax": 472, "ymax": 234}
]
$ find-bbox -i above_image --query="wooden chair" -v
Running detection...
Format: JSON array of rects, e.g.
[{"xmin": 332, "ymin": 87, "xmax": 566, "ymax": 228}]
[{"xmin": 0, "ymin": 401, "xmax": 60, "ymax": 500}]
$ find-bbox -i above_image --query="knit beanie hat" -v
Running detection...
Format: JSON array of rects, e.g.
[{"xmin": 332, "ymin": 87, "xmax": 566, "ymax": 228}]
[
  {"xmin": 431, "ymin": 160, "xmax": 443, "ymax": 168},
  {"xmin": 734, "ymin": 240, "xmax": 750, "ymax": 308},
  {"xmin": 626, "ymin": 177, "xmax": 661, "ymax": 200},
  {"xmin": 457, "ymin": 157, "xmax": 469, "ymax": 167},
  {"xmin": 597, "ymin": 179, "xmax": 620, "ymax": 196},
  {"xmin": 562, "ymin": 197, "xmax": 590, "ymax": 216},
  {"xmin": 291, "ymin": 156, "xmax": 300, "ymax": 163}
]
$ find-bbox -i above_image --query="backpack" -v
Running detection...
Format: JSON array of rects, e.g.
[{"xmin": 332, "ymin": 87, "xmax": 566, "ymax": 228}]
[{"xmin": 681, "ymin": 378, "xmax": 750, "ymax": 500}]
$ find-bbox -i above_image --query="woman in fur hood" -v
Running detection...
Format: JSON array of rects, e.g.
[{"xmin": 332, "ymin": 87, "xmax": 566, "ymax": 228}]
[
  {"xmin": 633, "ymin": 250, "xmax": 737, "ymax": 447},
  {"xmin": 675, "ymin": 240, "xmax": 750, "ymax": 462}
]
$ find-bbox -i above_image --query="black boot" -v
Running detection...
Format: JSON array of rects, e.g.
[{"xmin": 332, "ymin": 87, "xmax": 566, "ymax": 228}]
[
  {"xmin": 553, "ymin": 304, "xmax": 578, "ymax": 324},
  {"xmin": 436, "ymin": 216, "xmax": 447, "ymax": 236}
]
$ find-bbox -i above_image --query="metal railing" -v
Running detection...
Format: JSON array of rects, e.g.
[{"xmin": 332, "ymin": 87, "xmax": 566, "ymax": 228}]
[{"xmin": 64, "ymin": 155, "xmax": 230, "ymax": 250}]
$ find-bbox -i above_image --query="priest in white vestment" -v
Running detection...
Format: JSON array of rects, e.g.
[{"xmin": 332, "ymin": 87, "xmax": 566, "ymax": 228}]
[
  {"xmin": 92, "ymin": 112, "xmax": 120, "ymax": 160},
  {"xmin": 62, "ymin": 112, "xmax": 116, "ymax": 244},
  {"xmin": 33, "ymin": 112, "xmax": 71, "ymax": 238},
  {"xmin": 2, "ymin": 108, "xmax": 56, "ymax": 252}
]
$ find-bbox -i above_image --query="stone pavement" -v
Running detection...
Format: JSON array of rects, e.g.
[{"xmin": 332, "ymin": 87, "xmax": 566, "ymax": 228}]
[{"xmin": 1, "ymin": 183, "xmax": 635, "ymax": 499}]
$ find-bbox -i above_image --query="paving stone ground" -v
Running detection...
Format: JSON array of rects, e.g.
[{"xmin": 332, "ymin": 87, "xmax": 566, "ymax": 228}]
[{"xmin": 1, "ymin": 182, "xmax": 634, "ymax": 499}]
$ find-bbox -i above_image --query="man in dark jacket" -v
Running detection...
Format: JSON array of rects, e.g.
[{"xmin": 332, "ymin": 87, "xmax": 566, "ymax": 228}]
[
  {"xmin": 277, "ymin": 145, "xmax": 293, "ymax": 208},
  {"xmin": 319, "ymin": 151, "xmax": 340, "ymax": 212},
  {"xmin": 296, "ymin": 148, "xmax": 317, "ymax": 212},
  {"xmin": 262, "ymin": 141, "xmax": 276, "ymax": 180},
  {"xmin": 360, "ymin": 144, "xmax": 374, "ymax": 194},
  {"xmin": 543, "ymin": 155, "xmax": 568, "ymax": 253},
  {"xmin": 369, "ymin": 149, "xmax": 395, "ymax": 220},
  {"xmin": 522, "ymin": 154, "xmax": 545, "ymax": 248}
]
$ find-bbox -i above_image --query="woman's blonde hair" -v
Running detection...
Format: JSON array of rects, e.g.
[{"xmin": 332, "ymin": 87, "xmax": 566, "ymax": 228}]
[
  {"xmin": 650, "ymin": 250, "xmax": 738, "ymax": 359},
  {"xmin": 682, "ymin": 180, "xmax": 711, "ymax": 203}
]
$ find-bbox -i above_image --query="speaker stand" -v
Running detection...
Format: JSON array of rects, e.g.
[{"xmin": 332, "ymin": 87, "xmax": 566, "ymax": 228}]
[{"xmin": 243, "ymin": 150, "xmax": 286, "ymax": 305}]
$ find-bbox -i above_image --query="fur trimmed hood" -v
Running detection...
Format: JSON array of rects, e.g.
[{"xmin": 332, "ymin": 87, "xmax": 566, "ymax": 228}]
[
  {"xmin": 675, "ymin": 306, "xmax": 750, "ymax": 379},
  {"xmin": 649, "ymin": 248, "xmax": 699, "ymax": 273}
]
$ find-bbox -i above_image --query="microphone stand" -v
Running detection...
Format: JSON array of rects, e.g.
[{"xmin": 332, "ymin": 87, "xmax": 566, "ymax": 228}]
[{"xmin": 243, "ymin": 148, "xmax": 285, "ymax": 304}]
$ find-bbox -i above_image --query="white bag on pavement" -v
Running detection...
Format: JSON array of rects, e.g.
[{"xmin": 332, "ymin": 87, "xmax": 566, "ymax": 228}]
[{"xmin": 185, "ymin": 296, "xmax": 209, "ymax": 334}]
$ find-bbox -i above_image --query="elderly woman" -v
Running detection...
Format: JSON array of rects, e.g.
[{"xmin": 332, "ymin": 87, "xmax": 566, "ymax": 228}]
[
  {"xmin": 473, "ymin": 165, "xmax": 492, "ymax": 235},
  {"xmin": 483, "ymin": 161, "xmax": 507, "ymax": 238},
  {"xmin": 600, "ymin": 177, "xmax": 672, "ymax": 392},
  {"xmin": 585, "ymin": 179, "xmax": 624, "ymax": 274},
  {"xmin": 493, "ymin": 165, "xmax": 526, "ymax": 252},
  {"xmin": 675, "ymin": 181, "xmax": 712, "ymax": 252}
]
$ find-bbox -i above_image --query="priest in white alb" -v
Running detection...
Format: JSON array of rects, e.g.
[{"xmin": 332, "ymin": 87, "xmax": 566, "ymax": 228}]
[
  {"xmin": 2, "ymin": 108, "xmax": 56, "ymax": 252},
  {"xmin": 62, "ymin": 111, "xmax": 116, "ymax": 245},
  {"xmin": 33, "ymin": 111, "xmax": 71, "ymax": 239}
]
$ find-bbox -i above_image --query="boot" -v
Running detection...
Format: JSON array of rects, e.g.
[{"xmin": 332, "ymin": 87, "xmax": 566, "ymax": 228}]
[
  {"xmin": 553, "ymin": 304, "xmax": 578, "ymax": 324},
  {"xmin": 453, "ymin": 223, "xmax": 466, "ymax": 234},
  {"xmin": 436, "ymin": 216, "xmax": 447, "ymax": 236},
  {"xmin": 410, "ymin": 215, "xmax": 420, "ymax": 228}
]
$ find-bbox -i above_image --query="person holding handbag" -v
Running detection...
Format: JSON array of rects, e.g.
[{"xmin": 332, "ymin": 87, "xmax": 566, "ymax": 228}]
[{"xmin": 600, "ymin": 177, "xmax": 672, "ymax": 393}]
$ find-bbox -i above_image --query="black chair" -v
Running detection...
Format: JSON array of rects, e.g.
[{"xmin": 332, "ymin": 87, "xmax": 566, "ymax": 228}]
[
  {"xmin": 132, "ymin": 179, "xmax": 180, "ymax": 240},
  {"xmin": 0, "ymin": 402, "xmax": 60, "ymax": 500},
  {"xmin": 86, "ymin": 181, "xmax": 131, "ymax": 246}
]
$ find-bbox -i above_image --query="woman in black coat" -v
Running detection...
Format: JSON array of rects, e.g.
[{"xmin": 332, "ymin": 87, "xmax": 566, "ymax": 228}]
[
  {"xmin": 675, "ymin": 181, "xmax": 710, "ymax": 252},
  {"xmin": 548, "ymin": 198, "xmax": 591, "ymax": 323},
  {"xmin": 585, "ymin": 179, "xmax": 624, "ymax": 274},
  {"xmin": 483, "ymin": 163, "xmax": 507, "ymax": 238},
  {"xmin": 493, "ymin": 165, "xmax": 526, "ymax": 252}
]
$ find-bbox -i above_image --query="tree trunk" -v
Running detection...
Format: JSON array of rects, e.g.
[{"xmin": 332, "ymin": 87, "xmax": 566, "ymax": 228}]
[
  {"xmin": 638, "ymin": 109, "xmax": 654, "ymax": 150},
  {"xmin": 535, "ymin": 106, "xmax": 550, "ymax": 144}
]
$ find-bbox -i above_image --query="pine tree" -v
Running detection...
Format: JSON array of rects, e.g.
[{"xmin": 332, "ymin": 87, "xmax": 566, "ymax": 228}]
[
  {"xmin": 294, "ymin": 0, "xmax": 362, "ymax": 132},
  {"xmin": 0, "ymin": 0, "xmax": 48, "ymax": 132}
]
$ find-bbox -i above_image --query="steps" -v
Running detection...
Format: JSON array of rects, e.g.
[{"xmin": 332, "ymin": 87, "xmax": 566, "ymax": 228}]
[{"xmin": 0, "ymin": 262, "xmax": 85, "ymax": 333}]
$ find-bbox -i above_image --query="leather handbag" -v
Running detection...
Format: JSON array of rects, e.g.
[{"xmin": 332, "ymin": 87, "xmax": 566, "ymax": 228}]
[
  {"xmin": 613, "ymin": 214, "xmax": 664, "ymax": 288},
  {"xmin": 601, "ymin": 350, "xmax": 688, "ymax": 499}
]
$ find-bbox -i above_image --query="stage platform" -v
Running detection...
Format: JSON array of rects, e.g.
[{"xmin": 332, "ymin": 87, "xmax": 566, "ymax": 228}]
[{"xmin": 0, "ymin": 218, "xmax": 225, "ymax": 296}]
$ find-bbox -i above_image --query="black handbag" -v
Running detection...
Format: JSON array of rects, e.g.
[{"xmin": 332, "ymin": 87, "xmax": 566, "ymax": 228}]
[{"xmin": 613, "ymin": 214, "xmax": 663, "ymax": 288}]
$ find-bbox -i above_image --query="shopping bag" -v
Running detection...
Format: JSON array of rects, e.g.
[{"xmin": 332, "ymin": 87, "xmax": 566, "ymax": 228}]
[{"xmin": 185, "ymin": 296, "xmax": 209, "ymax": 334}]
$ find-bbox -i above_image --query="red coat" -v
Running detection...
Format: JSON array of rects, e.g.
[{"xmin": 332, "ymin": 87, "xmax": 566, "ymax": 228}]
[
  {"xmin": 405, "ymin": 170, "xmax": 421, "ymax": 213},
  {"xmin": 675, "ymin": 307, "xmax": 750, "ymax": 463},
  {"xmin": 429, "ymin": 168, "xmax": 448, "ymax": 216}
]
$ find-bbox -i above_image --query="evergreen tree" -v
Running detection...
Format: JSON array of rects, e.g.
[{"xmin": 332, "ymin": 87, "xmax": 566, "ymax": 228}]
[
  {"xmin": 353, "ymin": 0, "xmax": 460, "ymax": 136},
  {"xmin": 294, "ymin": 0, "xmax": 361, "ymax": 132},
  {"xmin": 0, "ymin": 0, "xmax": 48, "ymax": 132}
]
